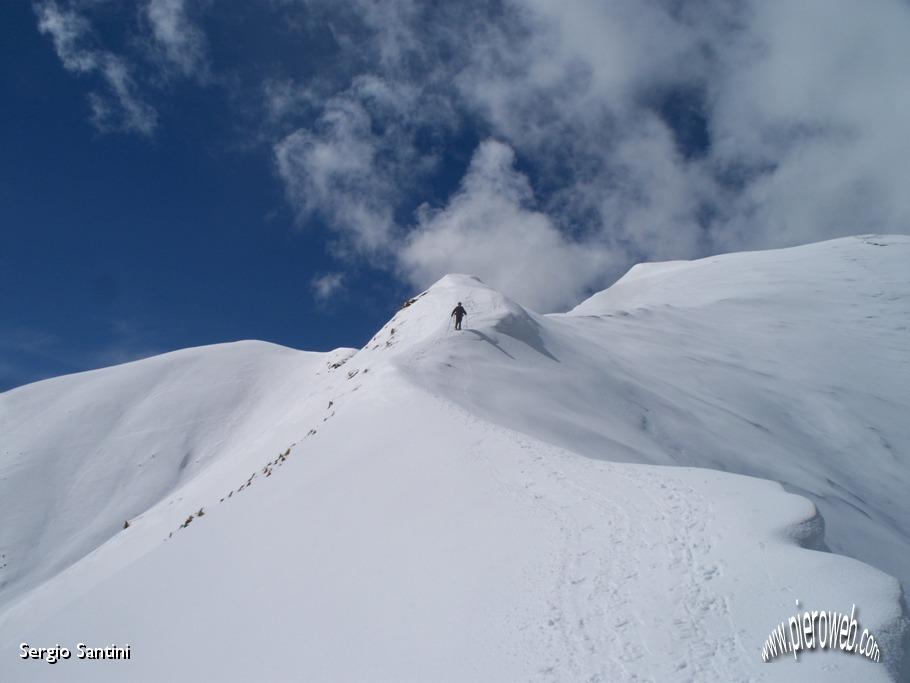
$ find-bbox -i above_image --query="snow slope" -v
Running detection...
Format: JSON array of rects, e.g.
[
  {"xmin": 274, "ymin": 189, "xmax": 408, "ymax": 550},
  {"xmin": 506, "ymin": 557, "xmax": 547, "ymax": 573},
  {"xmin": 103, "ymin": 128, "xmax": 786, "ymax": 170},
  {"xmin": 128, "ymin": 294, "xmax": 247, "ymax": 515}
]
[
  {"xmin": 405, "ymin": 236, "xmax": 910, "ymax": 603},
  {"xmin": 0, "ymin": 341, "xmax": 363, "ymax": 605},
  {"xmin": 0, "ymin": 235, "xmax": 907, "ymax": 681}
]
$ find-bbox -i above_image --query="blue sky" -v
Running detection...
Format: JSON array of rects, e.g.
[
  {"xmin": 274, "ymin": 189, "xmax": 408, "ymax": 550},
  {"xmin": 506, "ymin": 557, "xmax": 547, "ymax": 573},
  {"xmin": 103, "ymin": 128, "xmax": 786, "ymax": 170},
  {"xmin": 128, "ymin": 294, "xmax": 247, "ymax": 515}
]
[
  {"xmin": 3, "ymin": 0, "xmax": 909, "ymax": 391},
  {"xmin": 1, "ymin": 1, "xmax": 416, "ymax": 390}
]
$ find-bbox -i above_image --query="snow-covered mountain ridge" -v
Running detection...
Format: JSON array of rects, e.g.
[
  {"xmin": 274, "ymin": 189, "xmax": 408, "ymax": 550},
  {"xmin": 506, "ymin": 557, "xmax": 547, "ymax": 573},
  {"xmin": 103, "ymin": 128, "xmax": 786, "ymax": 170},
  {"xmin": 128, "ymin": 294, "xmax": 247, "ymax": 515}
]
[{"xmin": 0, "ymin": 235, "xmax": 907, "ymax": 681}]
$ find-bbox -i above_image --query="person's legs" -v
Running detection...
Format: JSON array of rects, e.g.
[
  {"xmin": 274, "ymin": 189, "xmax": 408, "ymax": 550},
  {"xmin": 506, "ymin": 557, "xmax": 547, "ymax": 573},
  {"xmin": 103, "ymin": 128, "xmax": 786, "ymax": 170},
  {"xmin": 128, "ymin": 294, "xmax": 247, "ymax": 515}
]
[{"xmin": 455, "ymin": 318, "xmax": 462, "ymax": 330}]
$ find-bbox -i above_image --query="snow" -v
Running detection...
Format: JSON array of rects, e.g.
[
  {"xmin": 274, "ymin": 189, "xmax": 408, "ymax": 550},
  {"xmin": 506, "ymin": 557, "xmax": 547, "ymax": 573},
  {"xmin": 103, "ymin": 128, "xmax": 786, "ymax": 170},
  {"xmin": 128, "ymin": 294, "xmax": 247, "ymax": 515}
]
[
  {"xmin": 0, "ymin": 235, "xmax": 908, "ymax": 680},
  {"xmin": 0, "ymin": 341, "xmax": 354, "ymax": 610}
]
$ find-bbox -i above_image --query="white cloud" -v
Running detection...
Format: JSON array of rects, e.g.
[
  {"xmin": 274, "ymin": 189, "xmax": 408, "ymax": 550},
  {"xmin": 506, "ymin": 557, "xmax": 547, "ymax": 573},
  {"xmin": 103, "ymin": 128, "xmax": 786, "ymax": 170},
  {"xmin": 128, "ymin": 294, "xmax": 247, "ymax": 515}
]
[
  {"xmin": 34, "ymin": 0, "xmax": 96, "ymax": 72},
  {"xmin": 35, "ymin": 1, "xmax": 157, "ymax": 135},
  {"xmin": 311, "ymin": 272, "xmax": 345, "ymax": 302},
  {"xmin": 273, "ymin": 76, "xmax": 440, "ymax": 256},
  {"xmin": 34, "ymin": 0, "xmax": 210, "ymax": 134},
  {"xmin": 400, "ymin": 140, "xmax": 615, "ymax": 312},
  {"xmin": 262, "ymin": 79, "xmax": 318, "ymax": 127},
  {"xmin": 274, "ymin": 94, "xmax": 398, "ymax": 255},
  {"xmin": 145, "ymin": 0, "xmax": 208, "ymax": 79},
  {"xmin": 91, "ymin": 55, "xmax": 158, "ymax": 135},
  {"xmin": 706, "ymin": 0, "xmax": 910, "ymax": 250}
]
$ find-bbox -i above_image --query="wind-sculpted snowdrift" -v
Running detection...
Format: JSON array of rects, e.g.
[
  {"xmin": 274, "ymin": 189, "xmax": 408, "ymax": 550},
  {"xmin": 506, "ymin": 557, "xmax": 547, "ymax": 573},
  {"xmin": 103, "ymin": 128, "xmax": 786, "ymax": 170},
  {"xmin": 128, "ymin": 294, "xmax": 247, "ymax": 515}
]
[{"xmin": 0, "ymin": 235, "xmax": 907, "ymax": 681}]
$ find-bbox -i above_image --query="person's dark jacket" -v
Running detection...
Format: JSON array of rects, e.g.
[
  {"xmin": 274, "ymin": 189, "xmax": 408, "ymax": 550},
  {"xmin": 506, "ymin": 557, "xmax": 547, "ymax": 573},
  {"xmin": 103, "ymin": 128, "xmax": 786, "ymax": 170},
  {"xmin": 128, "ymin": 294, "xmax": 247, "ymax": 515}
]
[{"xmin": 451, "ymin": 305, "xmax": 467, "ymax": 321}]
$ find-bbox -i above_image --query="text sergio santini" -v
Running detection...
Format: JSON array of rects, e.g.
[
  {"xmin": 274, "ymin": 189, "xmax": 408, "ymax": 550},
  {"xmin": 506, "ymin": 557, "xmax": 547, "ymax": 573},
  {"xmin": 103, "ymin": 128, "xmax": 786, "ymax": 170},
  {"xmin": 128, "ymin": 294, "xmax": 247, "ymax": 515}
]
[{"xmin": 20, "ymin": 642, "xmax": 131, "ymax": 663}]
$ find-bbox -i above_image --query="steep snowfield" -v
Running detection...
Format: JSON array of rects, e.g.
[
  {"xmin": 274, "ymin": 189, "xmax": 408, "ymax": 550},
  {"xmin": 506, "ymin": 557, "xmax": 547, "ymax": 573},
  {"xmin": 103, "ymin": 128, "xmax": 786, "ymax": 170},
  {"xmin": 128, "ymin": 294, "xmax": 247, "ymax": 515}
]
[
  {"xmin": 404, "ymin": 236, "xmax": 910, "ymax": 604},
  {"xmin": 0, "ymin": 235, "xmax": 907, "ymax": 681}
]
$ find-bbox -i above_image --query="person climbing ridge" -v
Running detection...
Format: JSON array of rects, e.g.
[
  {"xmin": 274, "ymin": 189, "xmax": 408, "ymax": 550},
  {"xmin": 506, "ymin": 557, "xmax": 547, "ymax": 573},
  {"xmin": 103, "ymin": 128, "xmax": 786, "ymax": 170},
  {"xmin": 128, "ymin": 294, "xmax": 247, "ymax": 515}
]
[{"xmin": 451, "ymin": 302, "xmax": 467, "ymax": 330}]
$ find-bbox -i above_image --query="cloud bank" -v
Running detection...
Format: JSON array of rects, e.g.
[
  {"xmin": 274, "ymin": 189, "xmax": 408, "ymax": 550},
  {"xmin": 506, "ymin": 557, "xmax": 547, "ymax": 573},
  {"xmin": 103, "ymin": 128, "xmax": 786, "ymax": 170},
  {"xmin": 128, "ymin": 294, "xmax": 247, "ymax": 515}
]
[
  {"xmin": 268, "ymin": 0, "xmax": 910, "ymax": 310},
  {"xmin": 35, "ymin": 0, "xmax": 910, "ymax": 310}
]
